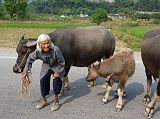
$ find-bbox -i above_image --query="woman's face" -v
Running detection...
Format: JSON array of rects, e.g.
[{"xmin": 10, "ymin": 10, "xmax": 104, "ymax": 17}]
[{"xmin": 39, "ymin": 39, "xmax": 51, "ymax": 53}]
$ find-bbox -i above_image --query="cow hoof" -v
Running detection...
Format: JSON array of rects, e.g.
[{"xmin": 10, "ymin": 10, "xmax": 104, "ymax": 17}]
[
  {"xmin": 64, "ymin": 85, "xmax": 70, "ymax": 91},
  {"xmin": 144, "ymin": 107, "xmax": 154, "ymax": 118},
  {"xmin": 101, "ymin": 100, "xmax": 107, "ymax": 104},
  {"xmin": 143, "ymin": 95, "xmax": 151, "ymax": 104},
  {"xmin": 116, "ymin": 104, "xmax": 123, "ymax": 111},
  {"xmin": 87, "ymin": 82, "xmax": 94, "ymax": 88},
  {"xmin": 116, "ymin": 107, "xmax": 122, "ymax": 112},
  {"xmin": 102, "ymin": 97, "xmax": 108, "ymax": 104}
]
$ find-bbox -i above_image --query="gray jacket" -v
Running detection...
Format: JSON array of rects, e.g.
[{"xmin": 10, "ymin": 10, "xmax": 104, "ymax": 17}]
[{"xmin": 24, "ymin": 46, "xmax": 65, "ymax": 79}]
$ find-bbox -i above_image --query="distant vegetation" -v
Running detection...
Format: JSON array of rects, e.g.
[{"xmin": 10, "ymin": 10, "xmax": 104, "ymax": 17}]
[
  {"xmin": 102, "ymin": 19, "xmax": 159, "ymax": 51},
  {"xmin": 0, "ymin": 20, "xmax": 95, "ymax": 29},
  {"xmin": 0, "ymin": 0, "xmax": 160, "ymax": 50},
  {"xmin": 0, "ymin": 19, "xmax": 158, "ymax": 50},
  {"xmin": 1, "ymin": 0, "xmax": 160, "ymax": 21}
]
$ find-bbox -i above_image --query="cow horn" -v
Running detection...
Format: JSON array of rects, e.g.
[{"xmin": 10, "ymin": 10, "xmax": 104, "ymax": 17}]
[
  {"xmin": 26, "ymin": 40, "xmax": 37, "ymax": 47},
  {"xmin": 21, "ymin": 34, "xmax": 25, "ymax": 40}
]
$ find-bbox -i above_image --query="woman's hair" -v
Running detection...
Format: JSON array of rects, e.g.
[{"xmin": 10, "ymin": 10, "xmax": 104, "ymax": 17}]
[{"xmin": 36, "ymin": 34, "xmax": 54, "ymax": 51}]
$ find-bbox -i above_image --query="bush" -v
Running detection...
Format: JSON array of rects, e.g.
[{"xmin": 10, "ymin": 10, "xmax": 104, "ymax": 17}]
[
  {"xmin": 151, "ymin": 13, "xmax": 160, "ymax": 19},
  {"xmin": 132, "ymin": 13, "xmax": 151, "ymax": 20},
  {"xmin": 92, "ymin": 8, "xmax": 108, "ymax": 25},
  {"xmin": 0, "ymin": 4, "xmax": 6, "ymax": 19},
  {"xmin": 152, "ymin": 19, "xmax": 160, "ymax": 24}
]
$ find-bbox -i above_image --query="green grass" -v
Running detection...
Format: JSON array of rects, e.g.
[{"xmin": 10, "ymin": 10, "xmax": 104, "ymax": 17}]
[
  {"xmin": 119, "ymin": 25, "xmax": 159, "ymax": 51},
  {"xmin": 121, "ymin": 25, "xmax": 159, "ymax": 39},
  {"xmin": 0, "ymin": 21, "xmax": 95, "ymax": 29},
  {"xmin": 0, "ymin": 19, "xmax": 159, "ymax": 50},
  {"xmin": 105, "ymin": 19, "xmax": 159, "ymax": 51}
]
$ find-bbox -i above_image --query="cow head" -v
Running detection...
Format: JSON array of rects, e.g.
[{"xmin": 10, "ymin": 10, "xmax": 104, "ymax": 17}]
[
  {"xmin": 13, "ymin": 35, "xmax": 37, "ymax": 73},
  {"xmin": 86, "ymin": 62, "xmax": 100, "ymax": 82}
]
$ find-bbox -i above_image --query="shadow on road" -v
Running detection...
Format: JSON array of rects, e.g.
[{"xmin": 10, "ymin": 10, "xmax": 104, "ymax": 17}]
[
  {"xmin": 59, "ymin": 77, "xmax": 90, "ymax": 105},
  {"xmin": 123, "ymin": 82, "xmax": 144, "ymax": 106},
  {"xmin": 96, "ymin": 82, "xmax": 145, "ymax": 106}
]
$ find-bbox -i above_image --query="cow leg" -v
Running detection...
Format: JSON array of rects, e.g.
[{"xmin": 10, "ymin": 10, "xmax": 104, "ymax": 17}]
[
  {"xmin": 63, "ymin": 65, "xmax": 71, "ymax": 90},
  {"xmin": 63, "ymin": 76, "xmax": 69, "ymax": 91},
  {"xmin": 102, "ymin": 79, "xmax": 113, "ymax": 104},
  {"xmin": 116, "ymin": 76, "xmax": 128, "ymax": 111},
  {"xmin": 61, "ymin": 65, "xmax": 71, "ymax": 96},
  {"xmin": 144, "ymin": 68, "xmax": 152, "ymax": 104},
  {"xmin": 114, "ymin": 89, "xmax": 127, "ymax": 98},
  {"xmin": 145, "ymin": 80, "xmax": 160, "ymax": 118}
]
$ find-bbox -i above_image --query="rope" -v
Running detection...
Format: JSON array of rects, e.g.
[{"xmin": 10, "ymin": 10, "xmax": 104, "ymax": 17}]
[
  {"xmin": 20, "ymin": 71, "xmax": 32, "ymax": 96},
  {"xmin": 17, "ymin": 49, "xmax": 30, "ymax": 72}
]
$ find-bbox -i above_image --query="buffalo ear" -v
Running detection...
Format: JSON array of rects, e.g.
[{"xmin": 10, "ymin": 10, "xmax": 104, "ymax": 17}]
[
  {"xmin": 26, "ymin": 40, "xmax": 37, "ymax": 47},
  {"xmin": 93, "ymin": 62, "xmax": 100, "ymax": 69},
  {"xmin": 21, "ymin": 34, "xmax": 25, "ymax": 40}
]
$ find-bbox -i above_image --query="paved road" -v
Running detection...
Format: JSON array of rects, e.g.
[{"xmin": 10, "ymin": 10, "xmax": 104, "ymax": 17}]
[{"xmin": 0, "ymin": 49, "xmax": 159, "ymax": 119}]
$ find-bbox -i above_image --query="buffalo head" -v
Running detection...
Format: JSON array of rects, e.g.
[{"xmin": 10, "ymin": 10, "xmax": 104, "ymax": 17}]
[
  {"xmin": 86, "ymin": 62, "xmax": 100, "ymax": 82},
  {"xmin": 13, "ymin": 35, "xmax": 37, "ymax": 73}
]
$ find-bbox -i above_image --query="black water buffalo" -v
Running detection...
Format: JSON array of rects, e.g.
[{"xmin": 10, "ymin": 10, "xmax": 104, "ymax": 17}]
[
  {"xmin": 13, "ymin": 26, "xmax": 116, "ymax": 90},
  {"xmin": 141, "ymin": 28, "xmax": 160, "ymax": 118}
]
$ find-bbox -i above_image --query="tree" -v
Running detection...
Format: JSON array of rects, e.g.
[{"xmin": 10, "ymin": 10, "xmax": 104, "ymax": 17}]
[
  {"xmin": 0, "ymin": 1, "xmax": 6, "ymax": 19},
  {"xmin": 92, "ymin": 8, "xmax": 108, "ymax": 25},
  {"xmin": 4, "ymin": 0, "xmax": 28, "ymax": 19},
  {"xmin": 16, "ymin": 0, "xmax": 28, "ymax": 18},
  {"xmin": 4, "ymin": 0, "xmax": 16, "ymax": 19}
]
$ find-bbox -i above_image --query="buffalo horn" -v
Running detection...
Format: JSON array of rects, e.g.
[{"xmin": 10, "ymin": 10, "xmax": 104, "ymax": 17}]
[{"xmin": 26, "ymin": 40, "xmax": 37, "ymax": 47}]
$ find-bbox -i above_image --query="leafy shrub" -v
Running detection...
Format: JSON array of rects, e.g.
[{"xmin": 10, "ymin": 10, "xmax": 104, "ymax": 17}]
[
  {"xmin": 152, "ymin": 19, "xmax": 160, "ymax": 24},
  {"xmin": 92, "ymin": 8, "xmax": 108, "ymax": 25}
]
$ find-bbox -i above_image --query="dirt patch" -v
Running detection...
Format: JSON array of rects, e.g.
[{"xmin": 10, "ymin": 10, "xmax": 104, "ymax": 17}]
[
  {"xmin": 0, "ymin": 28, "xmax": 126, "ymax": 49},
  {"xmin": 0, "ymin": 28, "xmax": 54, "ymax": 48}
]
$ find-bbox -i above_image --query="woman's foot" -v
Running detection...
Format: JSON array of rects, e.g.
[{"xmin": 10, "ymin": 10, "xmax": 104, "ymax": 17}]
[
  {"xmin": 36, "ymin": 97, "xmax": 48, "ymax": 109},
  {"xmin": 50, "ymin": 102, "xmax": 60, "ymax": 111}
]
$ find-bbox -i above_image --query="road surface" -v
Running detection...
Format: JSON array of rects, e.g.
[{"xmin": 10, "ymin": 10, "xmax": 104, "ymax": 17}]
[{"xmin": 0, "ymin": 49, "xmax": 159, "ymax": 119}]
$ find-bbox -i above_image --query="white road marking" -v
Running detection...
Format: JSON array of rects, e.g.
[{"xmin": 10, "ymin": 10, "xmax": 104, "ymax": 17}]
[{"xmin": 0, "ymin": 56, "xmax": 17, "ymax": 59}]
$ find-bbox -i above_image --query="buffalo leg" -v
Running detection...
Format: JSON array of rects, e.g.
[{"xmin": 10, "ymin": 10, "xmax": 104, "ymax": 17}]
[
  {"xmin": 144, "ymin": 68, "xmax": 152, "ymax": 104},
  {"xmin": 102, "ymin": 79, "xmax": 113, "ymax": 103},
  {"xmin": 116, "ymin": 76, "xmax": 128, "ymax": 111},
  {"xmin": 145, "ymin": 80, "xmax": 160, "ymax": 118},
  {"xmin": 61, "ymin": 65, "xmax": 71, "ymax": 95},
  {"xmin": 63, "ymin": 65, "xmax": 71, "ymax": 90},
  {"xmin": 63, "ymin": 76, "xmax": 69, "ymax": 91}
]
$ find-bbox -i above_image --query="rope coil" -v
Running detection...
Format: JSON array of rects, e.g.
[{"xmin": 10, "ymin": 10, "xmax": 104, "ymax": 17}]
[{"xmin": 20, "ymin": 72, "xmax": 32, "ymax": 96}]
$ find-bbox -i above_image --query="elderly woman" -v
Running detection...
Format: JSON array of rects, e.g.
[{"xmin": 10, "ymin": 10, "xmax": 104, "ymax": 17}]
[{"xmin": 22, "ymin": 34, "xmax": 65, "ymax": 111}]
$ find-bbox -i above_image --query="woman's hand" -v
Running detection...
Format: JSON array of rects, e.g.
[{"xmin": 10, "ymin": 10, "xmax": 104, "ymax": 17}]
[
  {"xmin": 22, "ymin": 70, "xmax": 27, "ymax": 80},
  {"xmin": 53, "ymin": 72, "xmax": 60, "ymax": 79},
  {"xmin": 22, "ymin": 70, "xmax": 31, "ymax": 84}
]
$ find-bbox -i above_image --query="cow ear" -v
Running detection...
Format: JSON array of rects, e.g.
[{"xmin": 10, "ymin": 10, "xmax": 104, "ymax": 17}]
[
  {"xmin": 93, "ymin": 63, "xmax": 100, "ymax": 69},
  {"xmin": 21, "ymin": 34, "xmax": 25, "ymax": 40},
  {"xmin": 26, "ymin": 40, "xmax": 37, "ymax": 47}
]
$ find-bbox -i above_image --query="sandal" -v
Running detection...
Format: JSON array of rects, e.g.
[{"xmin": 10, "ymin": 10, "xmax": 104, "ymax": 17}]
[{"xmin": 50, "ymin": 102, "xmax": 60, "ymax": 111}]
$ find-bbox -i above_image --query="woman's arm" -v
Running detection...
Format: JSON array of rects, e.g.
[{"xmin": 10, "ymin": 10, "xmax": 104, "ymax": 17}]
[
  {"xmin": 24, "ymin": 50, "xmax": 39, "ymax": 72},
  {"xmin": 52, "ymin": 46, "xmax": 65, "ymax": 73}
]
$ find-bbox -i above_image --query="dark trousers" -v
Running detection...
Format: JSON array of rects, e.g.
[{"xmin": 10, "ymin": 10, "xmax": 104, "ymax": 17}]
[{"xmin": 40, "ymin": 69, "xmax": 62, "ymax": 97}]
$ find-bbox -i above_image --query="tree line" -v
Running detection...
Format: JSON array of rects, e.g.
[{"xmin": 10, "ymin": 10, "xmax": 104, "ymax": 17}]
[{"xmin": 0, "ymin": 0, "xmax": 160, "ymax": 19}]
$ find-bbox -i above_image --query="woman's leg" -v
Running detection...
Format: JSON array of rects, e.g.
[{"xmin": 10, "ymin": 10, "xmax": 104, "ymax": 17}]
[
  {"xmin": 36, "ymin": 69, "xmax": 53, "ymax": 109},
  {"xmin": 51, "ymin": 77, "xmax": 62, "ymax": 111}
]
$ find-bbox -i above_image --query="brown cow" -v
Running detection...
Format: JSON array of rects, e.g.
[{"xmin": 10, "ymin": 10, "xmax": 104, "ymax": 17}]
[
  {"xmin": 141, "ymin": 28, "xmax": 160, "ymax": 118},
  {"xmin": 86, "ymin": 47, "xmax": 135, "ymax": 111}
]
